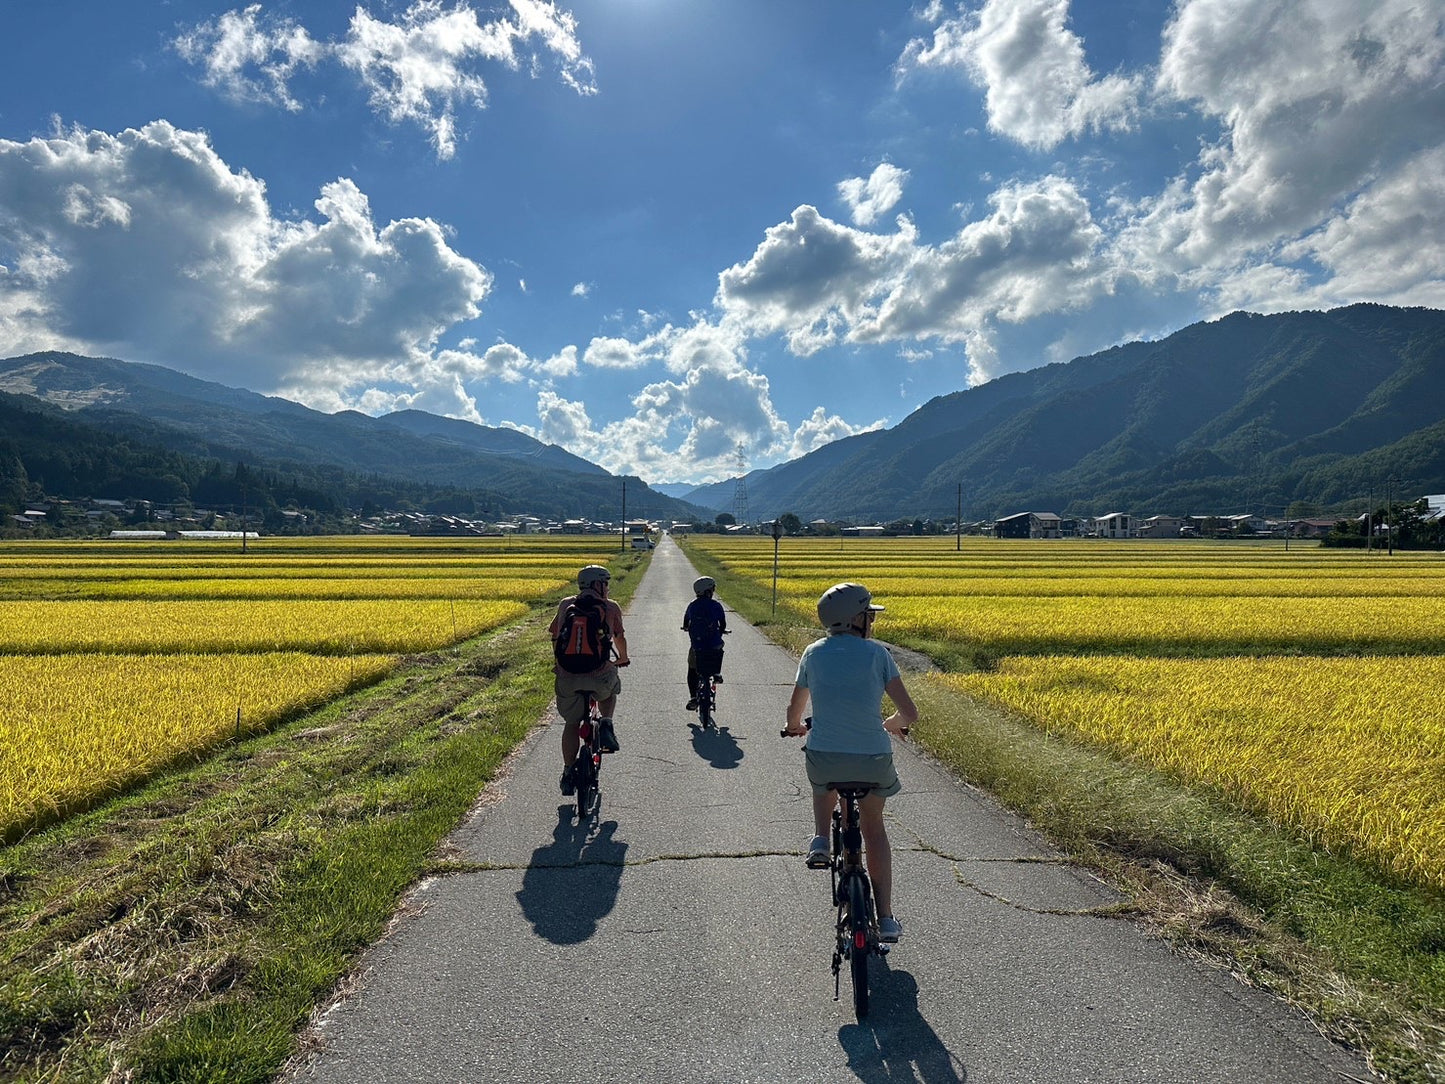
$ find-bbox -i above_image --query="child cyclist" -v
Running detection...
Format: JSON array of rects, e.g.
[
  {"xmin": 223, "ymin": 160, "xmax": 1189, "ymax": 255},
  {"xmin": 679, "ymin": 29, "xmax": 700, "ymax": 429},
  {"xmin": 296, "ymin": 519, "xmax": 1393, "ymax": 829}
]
[
  {"xmin": 682, "ymin": 576, "xmax": 728, "ymax": 710},
  {"xmin": 782, "ymin": 582, "xmax": 917, "ymax": 942}
]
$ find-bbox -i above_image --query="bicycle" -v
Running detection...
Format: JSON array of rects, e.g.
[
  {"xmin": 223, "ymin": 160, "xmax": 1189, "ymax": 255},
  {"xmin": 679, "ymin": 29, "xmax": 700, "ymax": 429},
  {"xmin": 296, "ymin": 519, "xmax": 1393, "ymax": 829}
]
[
  {"xmin": 569, "ymin": 691, "xmax": 604, "ymax": 821},
  {"xmin": 780, "ymin": 718, "xmax": 901, "ymax": 1019},
  {"xmin": 684, "ymin": 632, "xmax": 728, "ymax": 730}
]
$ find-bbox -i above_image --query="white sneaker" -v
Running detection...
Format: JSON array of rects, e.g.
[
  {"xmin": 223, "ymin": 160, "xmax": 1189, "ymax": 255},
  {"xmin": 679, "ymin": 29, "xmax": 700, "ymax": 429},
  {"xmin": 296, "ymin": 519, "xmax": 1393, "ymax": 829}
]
[{"xmin": 878, "ymin": 915, "xmax": 902, "ymax": 943}]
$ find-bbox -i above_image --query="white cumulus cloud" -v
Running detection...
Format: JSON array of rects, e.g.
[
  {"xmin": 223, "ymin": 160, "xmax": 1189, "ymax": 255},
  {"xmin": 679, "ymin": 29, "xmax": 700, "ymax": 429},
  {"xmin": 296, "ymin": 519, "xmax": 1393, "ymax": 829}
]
[
  {"xmin": 838, "ymin": 163, "xmax": 909, "ymax": 227},
  {"xmin": 716, "ymin": 177, "xmax": 1111, "ymax": 383},
  {"xmin": 1117, "ymin": 0, "xmax": 1445, "ymax": 305},
  {"xmin": 789, "ymin": 406, "xmax": 885, "ymax": 458},
  {"xmin": 901, "ymin": 0, "xmax": 1142, "ymax": 149},
  {"xmin": 0, "ymin": 121, "xmax": 497, "ymax": 407},
  {"xmin": 175, "ymin": 1, "xmax": 597, "ymax": 159},
  {"xmin": 172, "ymin": 3, "xmax": 322, "ymax": 111}
]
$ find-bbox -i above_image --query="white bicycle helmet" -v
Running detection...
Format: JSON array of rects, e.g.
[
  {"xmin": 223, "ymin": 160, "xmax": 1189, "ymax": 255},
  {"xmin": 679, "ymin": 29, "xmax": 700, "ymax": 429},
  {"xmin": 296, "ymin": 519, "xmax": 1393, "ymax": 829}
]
[
  {"xmin": 817, "ymin": 582, "xmax": 883, "ymax": 632},
  {"xmin": 693, "ymin": 576, "xmax": 716, "ymax": 596},
  {"xmin": 578, "ymin": 565, "xmax": 611, "ymax": 589}
]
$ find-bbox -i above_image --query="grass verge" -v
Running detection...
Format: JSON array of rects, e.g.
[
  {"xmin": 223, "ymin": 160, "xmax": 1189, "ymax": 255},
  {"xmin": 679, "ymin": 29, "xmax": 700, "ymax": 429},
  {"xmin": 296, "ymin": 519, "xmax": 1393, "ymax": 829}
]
[
  {"xmin": 0, "ymin": 552, "xmax": 648, "ymax": 1083},
  {"xmin": 681, "ymin": 538, "xmax": 1445, "ymax": 1084}
]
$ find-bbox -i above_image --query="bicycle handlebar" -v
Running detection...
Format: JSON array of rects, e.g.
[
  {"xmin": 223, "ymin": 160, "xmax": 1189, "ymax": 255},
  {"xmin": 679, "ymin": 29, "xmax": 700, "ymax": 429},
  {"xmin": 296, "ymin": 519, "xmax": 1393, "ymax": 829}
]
[{"xmin": 779, "ymin": 717, "xmax": 909, "ymax": 738}]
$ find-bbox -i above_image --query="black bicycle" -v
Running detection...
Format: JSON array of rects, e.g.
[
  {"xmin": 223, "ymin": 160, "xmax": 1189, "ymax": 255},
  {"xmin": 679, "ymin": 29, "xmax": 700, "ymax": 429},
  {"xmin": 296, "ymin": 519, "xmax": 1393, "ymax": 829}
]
[
  {"xmin": 571, "ymin": 691, "xmax": 604, "ymax": 821},
  {"xmin": 781, "ymin": 720, "xmax": 896, "ymax": 1019},
  {"xmin": 685, "ymin": 633, "xmax": 728, "ymax": 730}
]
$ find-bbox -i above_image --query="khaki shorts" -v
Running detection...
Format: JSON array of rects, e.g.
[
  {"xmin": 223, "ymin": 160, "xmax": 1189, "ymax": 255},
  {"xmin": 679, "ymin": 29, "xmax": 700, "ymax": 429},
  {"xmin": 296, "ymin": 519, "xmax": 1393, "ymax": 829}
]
[
  {"xmin": 554, "ymin": 667, "xmax": 622, "ymax": 725},
  {"xmin": 804, "ymin": 748, "xmax": 901, "ymax": 798}
]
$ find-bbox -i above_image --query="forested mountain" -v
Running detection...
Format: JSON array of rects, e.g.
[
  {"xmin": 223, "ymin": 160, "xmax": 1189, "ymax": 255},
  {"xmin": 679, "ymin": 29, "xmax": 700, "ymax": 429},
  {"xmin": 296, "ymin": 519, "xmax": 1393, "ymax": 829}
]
[
  {"xmin": 686, "ymin": 304, "xmax": 1445, "ymax": 521},
  {"xmin": 0, "ymin": 354, "xmax": 708, "ymax": 523},
  {"xmin": 6, "ymin": 303, "xmax": 1443, "ymax": 529}
]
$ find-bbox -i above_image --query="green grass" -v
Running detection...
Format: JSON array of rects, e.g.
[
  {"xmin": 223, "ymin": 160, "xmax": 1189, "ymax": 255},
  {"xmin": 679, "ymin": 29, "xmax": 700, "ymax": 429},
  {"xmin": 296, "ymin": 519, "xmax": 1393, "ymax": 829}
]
[
  {"xmin": 680, "ymin": 537, "xmax": 1445, "ymax": 1084},
  {"xmin": 0, "ymin": 552, "xmax": 648, "ymax": 1083}
]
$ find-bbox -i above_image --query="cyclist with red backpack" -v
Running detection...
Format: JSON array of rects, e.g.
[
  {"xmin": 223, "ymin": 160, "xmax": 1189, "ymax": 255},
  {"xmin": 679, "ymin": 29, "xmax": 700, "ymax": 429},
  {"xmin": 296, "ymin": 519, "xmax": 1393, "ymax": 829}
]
[
  {"xmin": 683, "ymin": 575, "xmax": 727, "ymax": 711},
  {"xmin": 550, "ymin": 565, "xmax": 630, "ymax": 796}
]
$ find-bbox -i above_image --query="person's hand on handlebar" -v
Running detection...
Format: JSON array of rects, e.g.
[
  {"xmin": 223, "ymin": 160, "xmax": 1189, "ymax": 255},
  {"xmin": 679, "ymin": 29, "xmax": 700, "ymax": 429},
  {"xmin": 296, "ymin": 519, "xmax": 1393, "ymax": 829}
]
[{"xmin": 780, "ymin": 715, "xmax": 811, "ymax": 738}]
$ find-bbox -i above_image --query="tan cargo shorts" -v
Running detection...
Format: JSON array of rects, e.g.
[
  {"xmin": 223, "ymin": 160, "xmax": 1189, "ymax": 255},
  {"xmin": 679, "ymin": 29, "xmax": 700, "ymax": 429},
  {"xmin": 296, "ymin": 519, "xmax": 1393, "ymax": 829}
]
[{"xmin": 554, "ymin": 667, "xmax": 623, "ymax": 725}]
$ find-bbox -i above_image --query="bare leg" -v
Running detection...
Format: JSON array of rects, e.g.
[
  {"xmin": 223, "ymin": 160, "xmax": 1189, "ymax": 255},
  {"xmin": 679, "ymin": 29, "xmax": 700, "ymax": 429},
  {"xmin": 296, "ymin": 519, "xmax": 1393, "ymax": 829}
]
[
  {"xmin": 561, "ymin": 720, "xmax": 579, "ymax": 766},
  {"xmin": 859, "ymin": 793, "xmax": 893, "ymax": 917},
  {"xmin": 597, "ymin": 694, "xmax": 617, "ymax": 718},
  {"xmin": 812, "ymin": 789, "xmax": 837, "ymax": 837}
]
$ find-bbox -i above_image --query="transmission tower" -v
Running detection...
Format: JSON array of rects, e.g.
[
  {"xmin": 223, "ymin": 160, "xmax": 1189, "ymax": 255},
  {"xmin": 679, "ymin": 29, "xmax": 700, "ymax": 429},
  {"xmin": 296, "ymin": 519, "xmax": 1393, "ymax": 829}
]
[{"xmin": 732, "ymin": 442, "xmax": 750, "ymax": 526}]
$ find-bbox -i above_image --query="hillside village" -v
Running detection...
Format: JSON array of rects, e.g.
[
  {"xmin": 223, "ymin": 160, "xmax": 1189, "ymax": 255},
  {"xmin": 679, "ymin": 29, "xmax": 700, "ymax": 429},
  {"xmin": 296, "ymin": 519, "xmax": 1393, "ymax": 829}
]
[{"xmin": 10, "ymin": 492, "xmax": 1445, "ymax": 548}]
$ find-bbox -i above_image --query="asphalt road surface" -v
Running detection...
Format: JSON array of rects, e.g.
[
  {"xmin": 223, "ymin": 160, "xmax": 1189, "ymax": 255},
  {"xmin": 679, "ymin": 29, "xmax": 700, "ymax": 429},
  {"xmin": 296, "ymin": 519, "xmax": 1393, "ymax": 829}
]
[{"xmin": 288, "ymin": 535, "xmax": 1374, "ymax": 1084}]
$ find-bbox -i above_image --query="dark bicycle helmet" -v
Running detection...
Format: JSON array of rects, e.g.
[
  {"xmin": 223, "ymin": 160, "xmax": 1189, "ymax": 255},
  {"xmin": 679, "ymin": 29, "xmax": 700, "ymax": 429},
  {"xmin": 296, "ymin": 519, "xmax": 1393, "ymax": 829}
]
[
  {"xmin": 693, "ymin": 576, "xmax": 716, "ymax": 595},
  {"xmin": 578, "ymin": 564, "xmax": 611, "ymax": 589}
]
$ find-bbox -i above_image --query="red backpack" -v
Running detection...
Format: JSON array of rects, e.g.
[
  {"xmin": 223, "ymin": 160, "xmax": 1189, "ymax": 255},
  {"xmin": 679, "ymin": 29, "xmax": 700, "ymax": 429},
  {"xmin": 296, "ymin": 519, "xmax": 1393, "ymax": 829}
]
[{"xmin": 554, "ymin": 594, "xmax": 613, "ymax": 673}]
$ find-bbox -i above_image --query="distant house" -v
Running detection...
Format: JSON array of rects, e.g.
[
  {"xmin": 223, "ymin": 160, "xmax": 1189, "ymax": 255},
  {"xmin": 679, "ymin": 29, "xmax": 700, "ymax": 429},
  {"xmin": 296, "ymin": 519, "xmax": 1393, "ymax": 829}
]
[
  {"xmin": 1138, "ymin": 515, "xmax": 1184, "ymax": 538},
  {"xmin": 1291, "ymin": 519, "xmax": 1339, "ymax": 539},
  {"xmin": 994, "ymin": 512, "xmax": 1061, "ymax": 539},
  {"xmin": 1095, "ymin": 512, "xmax": 1132, "ymax": 539},
  {"xmin": 1425, "ymin": 495, "xmax": 1445, "ymax": 523},
  {"xmin": 1221, "ymin": 513, "xmax": 1267, "ymax": 534},
  {"xmin": 841, "ymin": 525, "xmax": 886, "ymax": 537}
]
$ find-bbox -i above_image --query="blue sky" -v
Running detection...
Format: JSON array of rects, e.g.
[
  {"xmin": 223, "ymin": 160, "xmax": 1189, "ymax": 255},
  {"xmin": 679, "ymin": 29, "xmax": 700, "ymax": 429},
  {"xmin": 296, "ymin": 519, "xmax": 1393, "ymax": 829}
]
[{"xmin": 2, "ymin": 1, "xmax": 1442, "ymax": 486}]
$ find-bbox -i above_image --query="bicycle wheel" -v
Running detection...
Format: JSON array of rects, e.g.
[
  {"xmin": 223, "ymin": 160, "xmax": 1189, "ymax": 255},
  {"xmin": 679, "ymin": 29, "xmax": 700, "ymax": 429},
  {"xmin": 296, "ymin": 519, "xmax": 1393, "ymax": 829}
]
[
  {"xmin": 848, "ymin": 875, "xmax": 871, "ymax": 1018},
  {"xmin": 574, "ymin": 750, "xmax": 596, "ymax": 820},
  {"xmin": 698, "ymin": 684, "xmax": 714, "ymax": 729}
]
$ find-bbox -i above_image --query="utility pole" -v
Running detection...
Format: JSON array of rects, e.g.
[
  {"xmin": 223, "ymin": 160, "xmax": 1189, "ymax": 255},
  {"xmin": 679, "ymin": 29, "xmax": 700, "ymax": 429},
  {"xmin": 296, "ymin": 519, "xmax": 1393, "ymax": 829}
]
[
  {"xmin": 770, "ymin": 518, "xmax": 783, "ymax": 616},
  {"xmin": 620, "ymin": 478, "xmax": 627, "ymax": 553},
  {"xmin": 1387, "ymin": 474, "xmax": 1397, "ymax": 556},
  {"xmin": 956, "ymin": 483, "xmax": 962, "ymax": 551},
  {"xmin": 1366, "ymin": 483, "xmax": 1373, "ymax": 554}
]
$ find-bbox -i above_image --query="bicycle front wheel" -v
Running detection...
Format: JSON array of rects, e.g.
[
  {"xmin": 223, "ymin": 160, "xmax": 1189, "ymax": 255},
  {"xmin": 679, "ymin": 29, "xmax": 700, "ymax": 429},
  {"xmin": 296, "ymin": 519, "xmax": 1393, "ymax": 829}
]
[{"xmin": 847, "ymin": 875, "xmax": 871, "ymax": 1019}]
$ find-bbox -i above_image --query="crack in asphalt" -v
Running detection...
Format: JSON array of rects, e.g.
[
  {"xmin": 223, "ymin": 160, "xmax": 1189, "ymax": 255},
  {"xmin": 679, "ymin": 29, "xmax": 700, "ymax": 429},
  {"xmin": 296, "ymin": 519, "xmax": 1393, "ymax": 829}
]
[{"xmin": 425, "ymin": 845, "xmax": 1129, "ymax": 922}]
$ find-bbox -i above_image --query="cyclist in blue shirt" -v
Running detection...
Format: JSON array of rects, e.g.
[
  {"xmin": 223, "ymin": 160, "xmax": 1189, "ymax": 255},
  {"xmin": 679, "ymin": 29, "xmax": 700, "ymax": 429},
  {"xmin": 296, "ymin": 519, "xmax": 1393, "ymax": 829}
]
[
  {"xmin": 783, "ymin": 582, "xmax": 918, "ymax": 942},
  {"xmin": 683, "ymin": 576, "xmax": 728, "ymax": 710}
]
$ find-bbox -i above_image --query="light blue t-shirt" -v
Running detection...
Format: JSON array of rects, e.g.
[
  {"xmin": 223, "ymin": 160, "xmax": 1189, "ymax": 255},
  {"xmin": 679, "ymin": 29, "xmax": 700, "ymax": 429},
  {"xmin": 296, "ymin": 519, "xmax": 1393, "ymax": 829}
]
[{"xmin": 794, "ymin": 634, "xmax": 901, "ymax": 756}]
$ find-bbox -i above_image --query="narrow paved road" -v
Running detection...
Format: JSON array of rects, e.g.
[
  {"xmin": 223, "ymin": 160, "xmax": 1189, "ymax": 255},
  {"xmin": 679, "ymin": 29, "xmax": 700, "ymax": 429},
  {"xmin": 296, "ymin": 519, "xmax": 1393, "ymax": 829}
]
[{"xmin": 289, "ymin": 535, "xmax": 1373, "ymax": 1083}]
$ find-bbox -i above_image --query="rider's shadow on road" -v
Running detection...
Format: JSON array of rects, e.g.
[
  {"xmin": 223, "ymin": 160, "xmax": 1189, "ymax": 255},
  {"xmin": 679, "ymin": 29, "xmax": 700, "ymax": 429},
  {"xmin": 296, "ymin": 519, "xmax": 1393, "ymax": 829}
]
[
  {"xmin": 515, "ymin": 812, "xmax": 628, "ymax": 945},
  {"xmin": 838, "ymin": 964, "xmax": 967, "ymax": 1083},
  {"xmin": 688, "ymin": 723, "xmax": 743, "ymax": 769}
]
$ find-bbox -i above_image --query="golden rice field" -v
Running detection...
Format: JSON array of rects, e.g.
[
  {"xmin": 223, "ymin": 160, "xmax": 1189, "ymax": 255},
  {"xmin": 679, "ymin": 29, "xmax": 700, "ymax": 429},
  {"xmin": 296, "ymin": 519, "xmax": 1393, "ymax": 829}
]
[
  {"xmin": 0, "ymin": 652, "xmax": 396, "ymax": 830},
  {"xmin": 686, "ymin": 534, "xmax": 1445, "ymax": 889},
  {"xmin": 0, "ymin": 535, "xmax": 615, "ymax": 836},
  {"xmin": 935, "ymin": 656, "xmax": 1445, "ymax": 889}
]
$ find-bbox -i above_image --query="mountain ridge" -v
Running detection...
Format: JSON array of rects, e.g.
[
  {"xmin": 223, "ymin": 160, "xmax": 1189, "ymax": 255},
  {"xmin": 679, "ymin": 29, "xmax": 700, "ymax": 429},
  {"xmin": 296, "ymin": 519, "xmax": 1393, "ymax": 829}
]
[
  {"xmin": 684, "ymin": 304, "xmax": 1445, "ymax": 521},
  {"xmin": 0, "ymin": 351, "xmax": 711, "ymax": 522}
]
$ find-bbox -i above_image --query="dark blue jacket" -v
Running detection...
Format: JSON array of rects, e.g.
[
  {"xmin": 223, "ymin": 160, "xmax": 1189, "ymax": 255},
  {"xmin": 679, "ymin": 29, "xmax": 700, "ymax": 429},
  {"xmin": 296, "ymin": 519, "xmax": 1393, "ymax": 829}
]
[{"xmin": 683, "ymin": 596, "xmax": 727, "ymax": 650}]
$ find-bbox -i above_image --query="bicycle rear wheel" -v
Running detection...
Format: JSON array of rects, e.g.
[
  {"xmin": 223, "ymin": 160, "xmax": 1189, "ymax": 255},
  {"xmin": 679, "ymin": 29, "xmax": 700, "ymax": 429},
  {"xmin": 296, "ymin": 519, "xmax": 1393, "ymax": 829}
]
[
  {"xmin": 847, "ymin": 875, "xmax": 871, "ymax": 1018},
  {"xmin": 574, "ymin": 750, "xmax": 597, "ymax": 820},
  {"xmin": 698, "ymin": 684, "xmax": 714, "ymax": 728}
]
